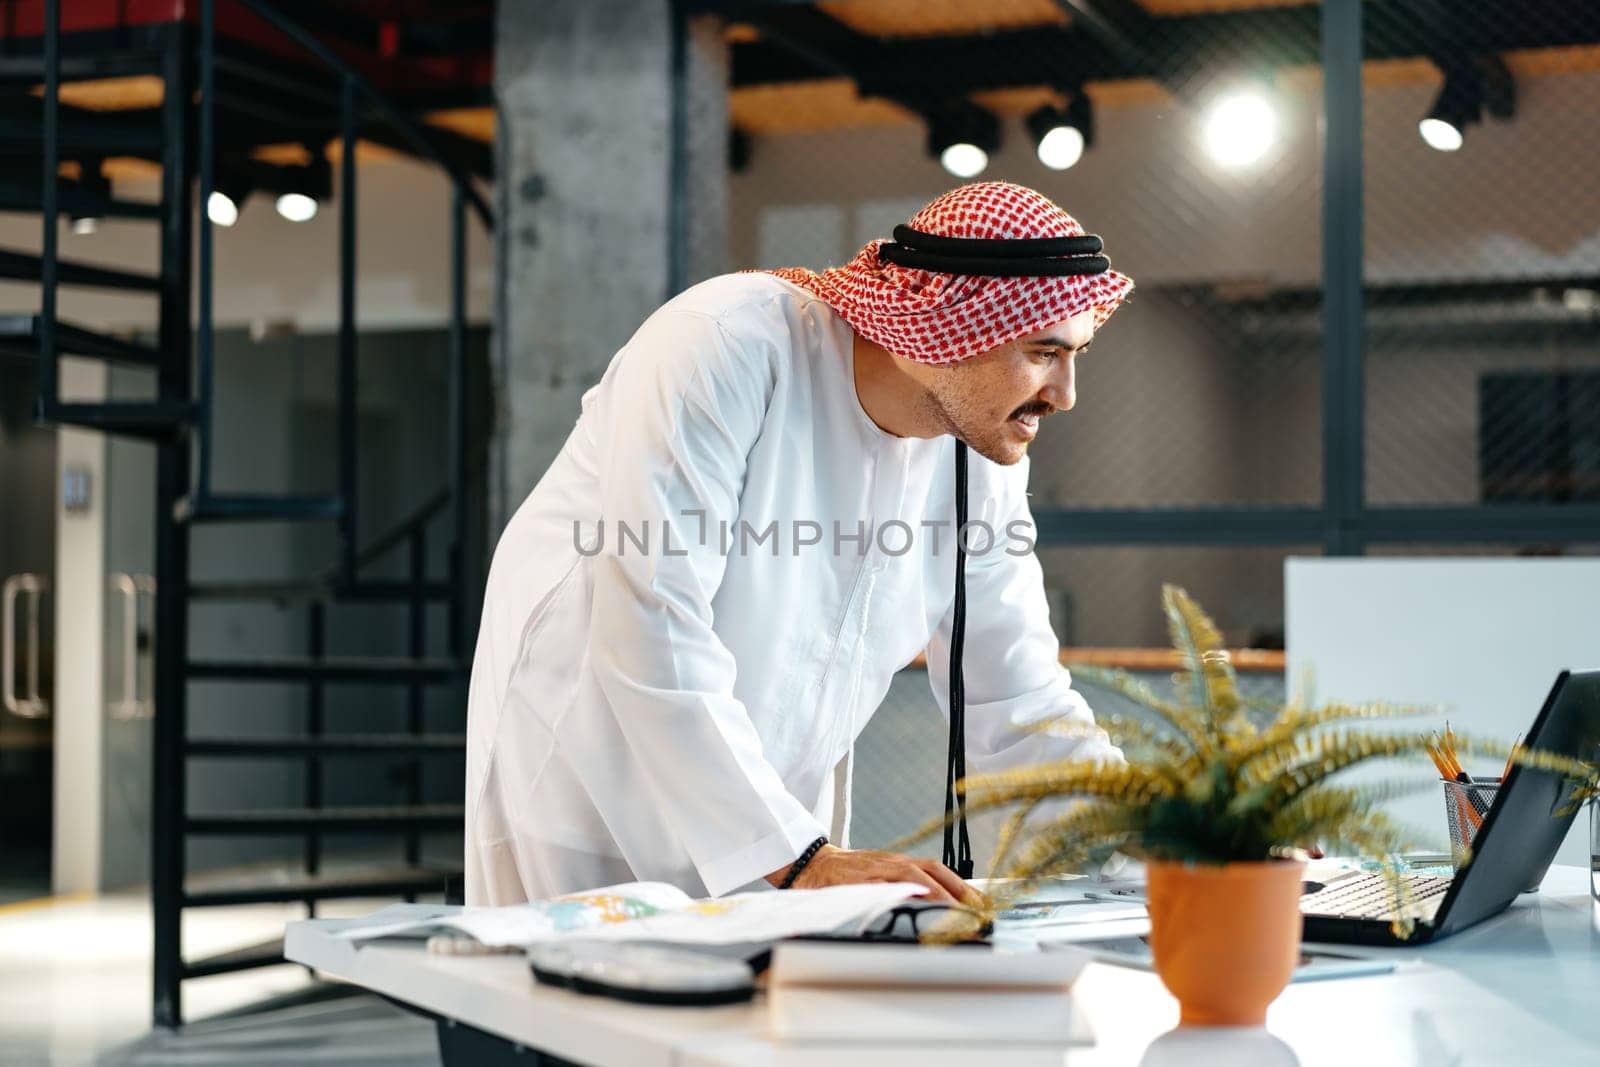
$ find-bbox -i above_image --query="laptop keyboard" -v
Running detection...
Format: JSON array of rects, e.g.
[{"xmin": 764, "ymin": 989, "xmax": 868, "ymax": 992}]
[{"xmin": 1299, "ymin": 872, "xmax": 1451, "ymax": 922}]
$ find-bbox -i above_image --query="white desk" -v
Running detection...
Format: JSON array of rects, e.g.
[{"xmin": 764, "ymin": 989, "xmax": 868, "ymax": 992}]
[{"xmin": 285, "ymin": 867, "xmax": 1600, "ymax": 1067}]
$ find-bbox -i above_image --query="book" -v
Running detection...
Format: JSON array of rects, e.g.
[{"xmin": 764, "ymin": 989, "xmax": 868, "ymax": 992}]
[
  {"xmin": 330, "ymin": 880, "xmax": 927, "ymax": 949},
  {"xmin": 768, "ymin": 941, "xmax": 1094, "ymax": 1044}
]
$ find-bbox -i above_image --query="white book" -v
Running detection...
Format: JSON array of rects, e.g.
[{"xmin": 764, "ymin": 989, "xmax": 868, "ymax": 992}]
[
  {"xmin": 768, "ymin": 986, "xmax": 1092, "ymax": 1045},
  {"xmin": 767, "ymin": 942, "xmax": 1094, "ymax": 1045}
]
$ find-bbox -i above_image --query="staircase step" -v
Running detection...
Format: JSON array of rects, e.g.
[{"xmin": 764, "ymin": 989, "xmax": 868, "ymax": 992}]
[
  {"xmin": 186, "ymin": 733, "xmax": 466, "ymax": 758},
  {"xmin": 186, "ymin": 657, "xmax": 464, "ymax": 683},
  {"xmin": 42, "ymin": 400, "xmax": 194, "ymax": 440},
  {"xmin": 186, "ymin": 804, "xmax": 464, "ymax": 835},
  {"xmin": 184, "ymin": 865, "xmax": 458, "ymax": 908},
  {"xmin": 0, "ymin": 116, "xmax": 164, "ymax": 154},
  {"xmin": 0, "ymin": 181, "xmax": 162, "ymax": 220},
  {"xmin": 0, "ymin": 248, "xmax": 161, "ymax": 292},
  {"xmin": 182, "ymin": 938, "xmax": 287, "ymax": 980},
  {"xmin": 0, "ymin": 49, "xmax": 167, "ymax": 84},
  {"xmin": 0, "ymin": 314, "xmax": 162, "ymax": 366},
  {"xmin": 178, "ymin": 494, "xmax": 346, "ymax": 523}
]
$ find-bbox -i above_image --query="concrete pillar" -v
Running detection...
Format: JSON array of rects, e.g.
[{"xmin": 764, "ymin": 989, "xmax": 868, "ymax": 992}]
[
  {"xmin": 679, "ymin": 15, "xmax": 731, "ymax": 287},
  {"xmin": 491, "ymin": 1, "xmax": 729, "ymax": 530}
]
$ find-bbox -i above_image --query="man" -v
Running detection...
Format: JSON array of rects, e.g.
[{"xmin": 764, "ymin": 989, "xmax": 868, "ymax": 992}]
[{"xmin": 466, "ymin": 181, "xmax": 1134, "ymax": 906}]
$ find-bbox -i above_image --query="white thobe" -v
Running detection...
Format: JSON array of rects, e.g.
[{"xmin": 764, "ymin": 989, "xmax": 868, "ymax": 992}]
[{"xmin": 465, "ymin": 273, "xmax": 1118, "ymax": 905}]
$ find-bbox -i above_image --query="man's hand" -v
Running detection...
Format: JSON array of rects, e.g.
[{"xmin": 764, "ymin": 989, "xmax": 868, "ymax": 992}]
[{"xmin": 765, "ymin": 845, "xmax": 982, "ymax": 905}]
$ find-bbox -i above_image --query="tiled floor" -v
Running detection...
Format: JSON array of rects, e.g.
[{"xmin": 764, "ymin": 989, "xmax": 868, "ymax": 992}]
[{"xmin": 0, "ymin": 892, "xmax": 440, "ymax": 1067}]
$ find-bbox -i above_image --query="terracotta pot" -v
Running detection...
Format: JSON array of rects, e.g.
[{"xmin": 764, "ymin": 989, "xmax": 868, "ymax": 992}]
[{"xmin": 1145, "ymin": 858, "xmax": 1306, "ymax": 1027}]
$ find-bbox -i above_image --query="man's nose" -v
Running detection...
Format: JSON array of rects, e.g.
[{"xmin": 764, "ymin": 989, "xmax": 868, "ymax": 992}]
[{"xmin": 1039, "ymin": 355, "xmax": 1077, "ymax": 412}]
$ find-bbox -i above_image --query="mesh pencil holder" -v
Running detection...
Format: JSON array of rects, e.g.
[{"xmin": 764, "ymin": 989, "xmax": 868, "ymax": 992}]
[
  {"xmin": 1441, "ymin": 776, "xmax": 1541, "ymax": 892},
  {"xmin": 1442, "ymin": 777, "xmax": 1498, "ymax": 856}
]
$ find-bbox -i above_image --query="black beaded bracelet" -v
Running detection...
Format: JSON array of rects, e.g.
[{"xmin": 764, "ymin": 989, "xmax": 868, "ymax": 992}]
[{"xmin": 778, "ymin": 835, "xmax": 829, "ymax": 890}]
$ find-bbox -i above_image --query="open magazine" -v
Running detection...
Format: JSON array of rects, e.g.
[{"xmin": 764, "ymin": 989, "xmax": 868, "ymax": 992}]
[{"xmin": 332, "ymin": 881, "xmax": 926, "ymax": 949}]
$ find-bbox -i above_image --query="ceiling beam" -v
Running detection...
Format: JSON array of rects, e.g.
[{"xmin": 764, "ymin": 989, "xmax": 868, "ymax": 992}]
[
  {"xmin": 10, "ymin": 95, "xmax": 492, "ymax": 182},
  {"xmin": 1049, "ymin": 0, "xmax": 1157, "ymax": 78},
  {"xmin": 734, "ymin": 5, "xmax": 1000, "ymax": 143},
  {"xmin": 731, "ymin": 0, "xmax": 1600, "ymax": 95}
]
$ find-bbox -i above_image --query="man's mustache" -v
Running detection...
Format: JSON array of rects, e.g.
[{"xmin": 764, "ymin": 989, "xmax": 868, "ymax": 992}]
[{"xmin": 1008, "ymin": 401, "xmax": 1056, "ymax": 420}]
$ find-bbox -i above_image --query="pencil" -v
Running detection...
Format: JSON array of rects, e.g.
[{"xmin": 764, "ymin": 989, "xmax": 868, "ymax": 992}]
[
  {"xmin": 1501, "ymin": 735, "xmax": 1522, "ymax": 781},
  {"xmin": 1433, "ymin": 739, "xmax": 1459, "ymax": 780},
  {"xmin": 1434, "ymin": 729, "xmax": 1492, "ymax": 818},
  {"xmin": 1434, "ymin": 731, "xmax": 1463, "ymax": 780},
  {"xmin": 1443, "ymin": 722, "xmax": 1464, "ymax": 778}
]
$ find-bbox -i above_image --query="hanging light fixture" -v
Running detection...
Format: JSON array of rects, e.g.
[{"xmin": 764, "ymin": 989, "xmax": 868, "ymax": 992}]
[
  {"xmin": 939, "ymin": 143, "xmax": 987, "ymax": 179},
  {"xmin": 207, "ymin": 191, "xmax": 239, "ymax": 226},
  {"xmin": 927, "ymin": 112, "xmax": 999, "ymax": 180},
  {"xmin": 272, "ymin": 157, "xmax": 330, "ymax": 223},
  {"xmin": 1027, "ymin": 92, "xmax": 1094, "ymax": 171},
  {"xmin": 206, "ymin": 175, "xmax": 253, "ymax": 227},
  {"xmin": 1418, "ymin": 66, "xmax": 1479, "ymax": 152},
  {"xmin": 1419, "ymin": 58, "xmax": 1514, "ymax": 153},
  {"xmin": 275, "ymin": 192, "xmax": 318, "ymax": 223},
  {"xmin": 69, "ymin": 159, "xmax": 111, "ymax": 235}
]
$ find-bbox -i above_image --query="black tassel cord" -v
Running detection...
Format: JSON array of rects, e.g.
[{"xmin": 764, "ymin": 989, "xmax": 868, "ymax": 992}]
[{"xmin": 942, "ymin": 440, "xmax": 974, "ymax": 879}]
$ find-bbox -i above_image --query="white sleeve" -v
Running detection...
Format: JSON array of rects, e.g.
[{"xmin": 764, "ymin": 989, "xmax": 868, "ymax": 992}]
[
  {"xmin": 587, "ymin": 309, "xmax": 827, "ymax": 897},
  {"xmin": 925, "ymin": 462, "xmax": 1124, "ymax": 868}
]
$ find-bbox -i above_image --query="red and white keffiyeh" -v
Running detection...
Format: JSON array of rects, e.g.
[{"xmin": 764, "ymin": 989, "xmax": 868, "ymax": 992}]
[{"xmin": 766, "ymin": 181, "xmax": 1134, "ymax": 365}]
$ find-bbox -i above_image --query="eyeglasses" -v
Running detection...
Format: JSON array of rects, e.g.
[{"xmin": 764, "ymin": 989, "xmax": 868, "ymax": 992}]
[{"xmin": 857, "ymin": 902, "xmax": 994, "ymax": 943}]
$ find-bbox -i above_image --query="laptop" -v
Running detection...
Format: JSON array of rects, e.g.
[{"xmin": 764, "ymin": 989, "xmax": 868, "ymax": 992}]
[{"xmin": 1300, "ymin": 669, "xmax": 1600, "ymax": 946}]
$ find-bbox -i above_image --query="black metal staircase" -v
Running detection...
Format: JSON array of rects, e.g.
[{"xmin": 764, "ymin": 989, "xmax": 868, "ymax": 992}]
[{"xmin": 24, "ymin": 0, "xmax": 492, "ymax": 1028}]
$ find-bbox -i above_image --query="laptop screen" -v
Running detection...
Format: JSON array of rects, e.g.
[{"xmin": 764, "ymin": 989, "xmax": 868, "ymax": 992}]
[{"xmin": 1437, "ymin": 669, "xmax": 1600, "ymax": 935}]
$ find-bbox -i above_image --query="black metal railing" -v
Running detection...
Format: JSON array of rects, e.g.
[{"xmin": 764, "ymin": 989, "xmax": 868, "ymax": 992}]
[{"xmin": 34, "ymin": 0, "xmax": 492, "ymax": 1029}]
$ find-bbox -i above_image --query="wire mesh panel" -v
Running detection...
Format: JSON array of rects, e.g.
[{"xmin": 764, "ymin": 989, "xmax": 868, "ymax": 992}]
[
  {"xmin": 1362, "ymin": 2, "xmax": 1600, "ymax": 508},
  {"xmin": 719, "ymin": 2, "xmax": 1600, "ymax": 853},
  {"xmin": 848, "ymin": 543, "xmax": 1305, "ymax": 857},
  {"xmin": 1034, "ymin": 544, "xmax": 1317, "ymax": 648},
  {"xmin": 851, "ymin": 665, "xmax": 1287, "ymax": 858},
  {"xmin": 851, "ymin": 668, "xmax": 948, "ymax": 858},
  {"xmin": 726, "ymin": 1, "xmax": 1327, "ymax": 511}
]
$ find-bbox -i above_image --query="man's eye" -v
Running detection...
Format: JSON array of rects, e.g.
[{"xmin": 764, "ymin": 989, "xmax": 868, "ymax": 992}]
[{"xmin": 1031, "ymin": 349, "xmax": 1059, "ymax": 363}]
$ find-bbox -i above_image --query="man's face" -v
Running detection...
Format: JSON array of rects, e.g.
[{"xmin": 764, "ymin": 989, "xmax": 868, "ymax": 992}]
[{"xmin": 916, "ymin": 308, "xmax": 1097, "ymax": 466}]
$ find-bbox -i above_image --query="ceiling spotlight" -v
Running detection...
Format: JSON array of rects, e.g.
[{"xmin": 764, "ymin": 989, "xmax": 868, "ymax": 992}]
[
  {"xmin": 939, "ymin": 143, "xmax": 988, "ymax": 179},
  {"xmin": 275, "ymin": 192, "xmax": 318, "ymax": 223},
  {"xmin": 69, "ymin": 159, "xmax": 110, "ymax": 235},
  {"xmin": 207, "ymin": 190, "xmax": 239, "ymax": 227},
  {"xmin": 1027, "ymin": 94, "xmax": 1094, "ymax": 171},
  {"xmin": 269, "ymin": 157, "xmax": 330, "ymax": 223},
  {"xmin": 928, "ymin": 112, "xmax": 999, "ymax": 180},
  {"xmin": 1036, "ymin": 126, "xmax": 1082, "ymax": 171},
  {"xmin": 206, "ymin": 174, "xmax": 253, "ymax": 227},
  {"xmin": 1418, "ymin": 63, "xmax": 1491, "ymax": 153},
  {"xmin": 1202, "ymin": 87, "xmax": 1278, "ymax": 168},
  {"xmin": 1417, "ymin": 116, "xmax": 1464, "ymax": 152}
]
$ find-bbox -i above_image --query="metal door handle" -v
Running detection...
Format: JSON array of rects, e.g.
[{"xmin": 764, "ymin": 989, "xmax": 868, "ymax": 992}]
[
  {"xmin": 3, "ymin": 573, "xmax": 50, "ymax": 719},
  {"xmin": 109, "ymin": 573, "xmax": 155, "ymax": 720}
]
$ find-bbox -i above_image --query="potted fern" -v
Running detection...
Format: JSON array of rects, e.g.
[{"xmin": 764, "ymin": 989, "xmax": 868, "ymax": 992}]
[{"xmin": 933, "ymin": 585, "xmax": 1590, "ymax": 1026}]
